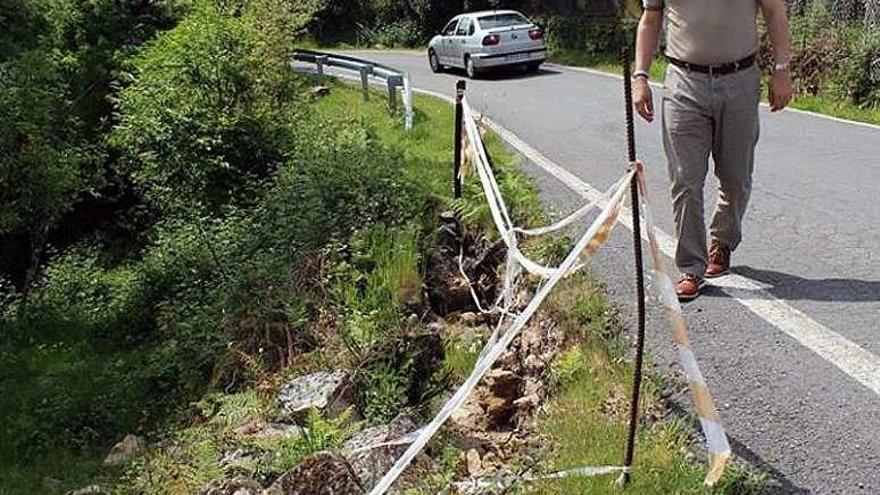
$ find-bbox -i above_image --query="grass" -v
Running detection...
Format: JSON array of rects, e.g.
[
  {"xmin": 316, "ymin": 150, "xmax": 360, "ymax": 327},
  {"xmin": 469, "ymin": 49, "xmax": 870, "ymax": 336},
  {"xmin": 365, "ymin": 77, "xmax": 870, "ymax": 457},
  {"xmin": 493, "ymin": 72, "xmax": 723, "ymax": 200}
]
[
  {"xmin": 319, "ymin": 79, "xmax": 771, "ymax": 493},
  {"xmin": 547, "ymin": 51, "xmax": 880, "ymax": 126},
  {"xmin": 310, "ymin": 78, "xmax": 545, "ymax": 230},
  {"xmin": 527, "ymin": 275, "xmax": 768, "ymax": 494},
  {"xmin": 29, "ymin": 79, "xmax": 531, "ymax": 494}
]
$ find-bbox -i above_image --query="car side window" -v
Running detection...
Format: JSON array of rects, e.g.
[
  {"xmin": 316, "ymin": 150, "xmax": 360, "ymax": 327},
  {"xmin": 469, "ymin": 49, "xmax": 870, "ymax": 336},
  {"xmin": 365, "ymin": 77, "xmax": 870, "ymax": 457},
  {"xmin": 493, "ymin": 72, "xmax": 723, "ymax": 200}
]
[
  {"xmin": 442, "ymin": 20, "xmax": 458, "ymax": 36},
  {"xmin": 456, "ymin": 18, "xmax": 471, "ymax": 36}
]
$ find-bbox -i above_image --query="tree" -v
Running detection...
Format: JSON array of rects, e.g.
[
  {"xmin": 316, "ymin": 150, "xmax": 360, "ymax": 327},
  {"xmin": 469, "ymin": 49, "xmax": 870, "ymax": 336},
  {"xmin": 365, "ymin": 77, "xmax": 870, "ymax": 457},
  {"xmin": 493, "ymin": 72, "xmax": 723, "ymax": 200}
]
[{"xmin": 0, "ymin": 50, "xmax": 99, "ymax": 300}]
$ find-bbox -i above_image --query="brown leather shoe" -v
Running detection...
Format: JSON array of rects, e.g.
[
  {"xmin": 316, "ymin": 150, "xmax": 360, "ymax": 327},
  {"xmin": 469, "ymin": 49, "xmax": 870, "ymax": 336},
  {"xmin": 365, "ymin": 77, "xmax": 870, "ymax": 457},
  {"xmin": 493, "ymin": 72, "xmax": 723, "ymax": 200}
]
[
  {"xmin": 706, "ymin": 240, "xmax": 731, "ymax": 278},
  {"xmin": 677, "ymin": 274, "xmax": 706, "ymax": 302}
]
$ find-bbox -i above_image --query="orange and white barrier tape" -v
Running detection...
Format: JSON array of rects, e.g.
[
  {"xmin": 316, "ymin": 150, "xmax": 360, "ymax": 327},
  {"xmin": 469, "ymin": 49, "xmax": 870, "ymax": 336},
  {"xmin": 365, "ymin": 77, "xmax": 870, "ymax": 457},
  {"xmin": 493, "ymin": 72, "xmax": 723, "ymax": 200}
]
[
  {"xmin": 367, "ymin": 164, "xmax": 632, "ymax": 495},
  {"xmin": 635, "ymin": 163, "xmax": 731, "ymax": 485}
]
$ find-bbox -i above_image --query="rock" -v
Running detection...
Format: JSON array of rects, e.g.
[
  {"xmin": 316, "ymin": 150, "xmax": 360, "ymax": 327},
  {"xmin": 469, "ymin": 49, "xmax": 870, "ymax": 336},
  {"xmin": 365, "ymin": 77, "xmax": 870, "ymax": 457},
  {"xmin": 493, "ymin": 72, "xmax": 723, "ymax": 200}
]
[
  {"xmin": 523, "ymin": 354, "xmax": 545, "ymax": 374},
  {"xmin": 341, "ymin": 414, "xmax": 419, "ymax": 489},
  {"xmin": 484, "ymin": 370, "xmax": 523, "ymax": 428},
  {"xmin": 266, "ymin": 451, "xmax": 363, "ymax": 495},
  {"xmin": 103, "ymin": 434, "xmax": 144, "ymax": 466},
  {"xmin": 486, "ymin": 370, "xmax": 522, "ymax": 400},
  {"xmin": 199, "ymin": 475, "xmax": 262, "ymax": 495},
  {"xmin": 458, "ymin": 312, "xmax": 479, "ymax": 325},
  {"xmin": 277, "ymin": 370, "xmax": 355, "ymax": 424},
  {"xmin": 68, "ymin": 486, "xmax": 103, "ymax": 495},
  {"xmin": 450, "ymin": 399, "xmax": 486, "ymax": 432},
  {"xmin": 311, "ymin": 86, "xmax": 330, "ymax": 97},
  {"xmin": 513, "ymin": 394, "xmax": 541, "ymax": 413},
  {"xmin": 484, "ymin": 396, "xmax": 514, "ymax": 427},
  {"xmin": 465, "ymin": 449, "xmax": 482, "ymax": 476},
  {"xmin": 219, "ymin": 448, "xmax": 257, "ymax": 474}
]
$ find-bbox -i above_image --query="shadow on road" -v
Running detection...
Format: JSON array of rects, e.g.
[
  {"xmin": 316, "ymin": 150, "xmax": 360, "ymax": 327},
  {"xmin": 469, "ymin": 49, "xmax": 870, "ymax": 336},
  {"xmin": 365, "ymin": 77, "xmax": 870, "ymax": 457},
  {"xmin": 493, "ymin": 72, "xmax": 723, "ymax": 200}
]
[
  {"xmin": 444, "ymin": 66, "xmax": 563, "ymax": 81},
  {"xmin": 703, "ymin": 266, "xmax": 880, "ymax": 303}
]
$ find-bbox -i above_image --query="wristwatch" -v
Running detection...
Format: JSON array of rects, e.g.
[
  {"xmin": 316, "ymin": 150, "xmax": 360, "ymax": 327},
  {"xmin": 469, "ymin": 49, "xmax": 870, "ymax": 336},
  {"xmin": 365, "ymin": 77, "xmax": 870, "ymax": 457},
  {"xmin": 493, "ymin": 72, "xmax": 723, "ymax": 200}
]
[
  {"xmin": 773, "ymin": 61, "xmax": 791, "ymax": 72},
  {"xmin": 632, "ymin": 70, "xmax": 650, "ymax": 81}
]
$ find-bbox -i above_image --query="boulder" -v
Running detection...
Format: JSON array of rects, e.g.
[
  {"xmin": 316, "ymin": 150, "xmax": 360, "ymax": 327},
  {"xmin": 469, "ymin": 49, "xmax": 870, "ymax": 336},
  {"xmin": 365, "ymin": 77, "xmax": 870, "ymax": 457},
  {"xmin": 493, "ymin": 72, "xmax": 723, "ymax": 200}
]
[
  {"xmin": 266, "ymin": 451, "xmax": 363, "ymax": 495},
  {"xmin": 199, "ymin": 475, "xmax": 262, "ymax": 495},
  {"xmin": 277, "ymin": 371, "xmax": 355, "ymax": 424},
  {"xmin": 103, "ymin": 434, "xmax": 144, "ymax": 466},
  {"xmin": 342, "ymin": 414, "xmax": 419, "ymax": 489}
]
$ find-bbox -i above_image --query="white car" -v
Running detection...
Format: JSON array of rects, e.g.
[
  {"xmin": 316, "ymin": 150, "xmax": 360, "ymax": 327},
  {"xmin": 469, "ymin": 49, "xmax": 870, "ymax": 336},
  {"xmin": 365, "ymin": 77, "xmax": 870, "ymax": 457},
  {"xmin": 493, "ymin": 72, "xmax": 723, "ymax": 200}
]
[{"xmin": 427, "ymin": 10, "xmax": 546, "ymax": 78}]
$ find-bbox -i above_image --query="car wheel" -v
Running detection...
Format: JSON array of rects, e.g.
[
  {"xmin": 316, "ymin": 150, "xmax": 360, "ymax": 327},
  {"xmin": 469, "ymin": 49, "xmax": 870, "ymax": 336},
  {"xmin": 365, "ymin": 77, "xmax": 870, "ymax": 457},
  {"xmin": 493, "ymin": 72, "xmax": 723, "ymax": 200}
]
[
  {"xmin": 428, "ymin": 49, "xmax": 441, "ymax": 73},
  {"xmin": 465, "ymin": 56, "xmax": 479, "ymax": 79}
]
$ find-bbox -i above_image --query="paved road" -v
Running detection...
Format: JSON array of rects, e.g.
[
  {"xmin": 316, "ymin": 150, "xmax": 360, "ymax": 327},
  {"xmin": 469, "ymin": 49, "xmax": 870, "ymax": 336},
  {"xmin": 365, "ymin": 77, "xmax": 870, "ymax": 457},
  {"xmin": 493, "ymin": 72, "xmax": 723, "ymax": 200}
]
[{"xmin": 325, "ymin": 51, "xmax": 878, "ymax": 493}]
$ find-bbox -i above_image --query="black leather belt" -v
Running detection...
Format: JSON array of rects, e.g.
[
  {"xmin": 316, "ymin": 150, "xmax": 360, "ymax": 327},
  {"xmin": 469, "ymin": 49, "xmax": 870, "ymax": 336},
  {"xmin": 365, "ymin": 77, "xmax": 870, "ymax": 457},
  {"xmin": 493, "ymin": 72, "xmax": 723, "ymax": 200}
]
[{"xmin": 665, "ymin": 53, "xmax": 757, "ymax": 76}]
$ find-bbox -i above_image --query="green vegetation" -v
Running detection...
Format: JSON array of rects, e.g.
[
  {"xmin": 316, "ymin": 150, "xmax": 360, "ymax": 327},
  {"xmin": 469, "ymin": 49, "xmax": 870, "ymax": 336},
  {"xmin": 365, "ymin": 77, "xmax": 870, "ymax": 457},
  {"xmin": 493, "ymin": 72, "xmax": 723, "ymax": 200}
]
[
  {"xmin": 0, "ymin": 0, "xmax": 481, "ymax": 491},
  {"xmin": 545, "ymin": 3, "xmax": 880, "ymax": 126},
  {"xmin": 531, "ymin": 276, "xmax": 768, "ymax": 494},
  {"xmin": 0, "ymin": 1, "xmax": 782, "ymax": 492}
]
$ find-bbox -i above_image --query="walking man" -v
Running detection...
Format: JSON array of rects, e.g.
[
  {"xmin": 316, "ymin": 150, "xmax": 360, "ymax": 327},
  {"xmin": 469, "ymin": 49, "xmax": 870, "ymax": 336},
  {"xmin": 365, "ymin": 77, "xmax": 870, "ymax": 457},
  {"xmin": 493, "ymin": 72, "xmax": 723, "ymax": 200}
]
[{"xmin": 634, "ymin": 0, "xmax": 793, "ymax": 300}]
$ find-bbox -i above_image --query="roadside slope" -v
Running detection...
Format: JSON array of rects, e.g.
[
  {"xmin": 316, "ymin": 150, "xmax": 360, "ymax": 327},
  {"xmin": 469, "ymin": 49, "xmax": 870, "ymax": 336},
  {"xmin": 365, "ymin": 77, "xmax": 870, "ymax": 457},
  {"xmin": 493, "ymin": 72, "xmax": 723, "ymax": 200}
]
[{"xmin": 321, "ymin": 50, "xmax": 880, "ymax": 494}]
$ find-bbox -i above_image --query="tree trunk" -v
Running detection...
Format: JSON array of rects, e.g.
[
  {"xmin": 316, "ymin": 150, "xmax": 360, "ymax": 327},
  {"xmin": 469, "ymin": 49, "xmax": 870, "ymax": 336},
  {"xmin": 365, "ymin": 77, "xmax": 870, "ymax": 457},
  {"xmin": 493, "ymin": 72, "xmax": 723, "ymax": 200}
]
[{"xmin": 20, "ymin": 221, "xmax": 50, "ymax": 314}]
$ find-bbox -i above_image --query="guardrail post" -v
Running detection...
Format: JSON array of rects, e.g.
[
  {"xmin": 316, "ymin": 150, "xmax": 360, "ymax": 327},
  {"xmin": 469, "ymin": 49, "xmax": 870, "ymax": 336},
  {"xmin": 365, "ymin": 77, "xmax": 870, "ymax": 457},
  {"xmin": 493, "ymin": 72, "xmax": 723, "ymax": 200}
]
[
  {"xmin": 359, "ymin": 65, "xmax": 373, "ymax": 102},
  {"xmin": 387, "ymin": 76, "xmax": 400, "ymax": 112},
  {"xmin": 453, "ymin": 80, "xmax": 466, "ymax": 199},
  {"xmin": 315, "ymin": 55, "xmax": 328, "ymax": 79},
  {"xmin": 403, "ymin": 73, "xmax": 413, "ymax": 132}
]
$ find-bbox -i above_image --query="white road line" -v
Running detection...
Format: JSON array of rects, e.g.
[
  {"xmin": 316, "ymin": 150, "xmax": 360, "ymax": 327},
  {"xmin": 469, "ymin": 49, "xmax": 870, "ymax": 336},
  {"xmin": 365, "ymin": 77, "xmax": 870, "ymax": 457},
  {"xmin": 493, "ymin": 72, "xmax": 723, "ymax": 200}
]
[
  {"xmin": 320, "ymin": 68, "xmax": 880, "ymax": 396},
  {"xmin": 482, "ymin": 117, "xmax": 880, "ymax": 396}
]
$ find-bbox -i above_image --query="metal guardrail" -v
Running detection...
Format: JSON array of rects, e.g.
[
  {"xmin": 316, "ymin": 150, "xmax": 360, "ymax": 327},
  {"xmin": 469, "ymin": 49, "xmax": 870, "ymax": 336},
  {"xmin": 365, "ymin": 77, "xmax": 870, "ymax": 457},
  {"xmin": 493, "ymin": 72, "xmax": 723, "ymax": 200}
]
[{"xmin": 293, "ymin": 49, "xmax": 414, "ymax": 131}]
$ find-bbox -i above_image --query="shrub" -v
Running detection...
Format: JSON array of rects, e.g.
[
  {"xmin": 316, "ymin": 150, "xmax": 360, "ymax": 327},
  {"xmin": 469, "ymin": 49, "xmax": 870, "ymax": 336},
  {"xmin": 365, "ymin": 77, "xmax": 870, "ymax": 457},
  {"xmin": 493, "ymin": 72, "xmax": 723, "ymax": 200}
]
[
  {"xmin": 110, "ymin": 1, "xmax": 299, "ymax": 215},
  {"xmin": 357, "ymin": 18, "xmax": 425, "ymax": 48},
  {"xmin": 769, "ymin": 3, "xmax": 880, "ymax": 107},
  {"xmin": 834, "ymin": 29, "xmax": 880, "ymax": 107},
  {"xmin": 533, "ymin": 15, "xmax": 624, "ymax": 62}
]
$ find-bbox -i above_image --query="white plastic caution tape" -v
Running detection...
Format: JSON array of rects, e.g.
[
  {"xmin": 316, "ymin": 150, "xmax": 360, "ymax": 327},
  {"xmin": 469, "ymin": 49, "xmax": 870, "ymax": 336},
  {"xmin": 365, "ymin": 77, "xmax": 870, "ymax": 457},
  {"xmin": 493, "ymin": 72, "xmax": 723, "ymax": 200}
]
[
  {"xmin": 514, "ymin": 172, "xmax": 630, "ymax": 237},
  {"xmin": 461, "ymin": 100, "xmax": 628, "ymax": 280},
  {"xmin": 635, "ymin": 163, "xmax": 731, "ymax": 486},
  {"xmin": 452, "ymin": 464, "xmax": 630, "ymax": 492},
  {"xmin": 366, "ymin": 169, "xmax": 632, "ymax": 495}
]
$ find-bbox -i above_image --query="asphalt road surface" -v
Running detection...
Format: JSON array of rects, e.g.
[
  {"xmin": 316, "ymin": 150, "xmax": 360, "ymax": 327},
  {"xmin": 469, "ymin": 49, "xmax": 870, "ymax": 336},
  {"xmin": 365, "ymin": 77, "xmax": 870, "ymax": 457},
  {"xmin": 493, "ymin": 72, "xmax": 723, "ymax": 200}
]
[{"xmin": 321, "ymin": 51, "xmax": 879, "ymax": 494}]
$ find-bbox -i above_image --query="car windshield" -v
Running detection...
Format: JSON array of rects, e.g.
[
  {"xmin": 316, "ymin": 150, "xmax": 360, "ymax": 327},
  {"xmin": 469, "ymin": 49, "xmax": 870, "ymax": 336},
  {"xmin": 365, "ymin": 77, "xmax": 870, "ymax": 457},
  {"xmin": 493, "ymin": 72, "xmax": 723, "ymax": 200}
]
[{"xmin": 477, "ymin": 13, "xmax": 530, "ymax": 29}]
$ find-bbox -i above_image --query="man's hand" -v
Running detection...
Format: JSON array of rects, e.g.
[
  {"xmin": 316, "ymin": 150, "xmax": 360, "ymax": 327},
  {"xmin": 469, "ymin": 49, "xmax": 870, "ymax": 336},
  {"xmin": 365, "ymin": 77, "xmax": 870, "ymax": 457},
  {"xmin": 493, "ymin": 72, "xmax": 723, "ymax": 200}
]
[
  {"xmin": 633, "ymin": 77, "xmax": 655, "ymax": 122},
  {"xmin": 769, "ymin": 70, "xmax": 792, "ymax": 112}
]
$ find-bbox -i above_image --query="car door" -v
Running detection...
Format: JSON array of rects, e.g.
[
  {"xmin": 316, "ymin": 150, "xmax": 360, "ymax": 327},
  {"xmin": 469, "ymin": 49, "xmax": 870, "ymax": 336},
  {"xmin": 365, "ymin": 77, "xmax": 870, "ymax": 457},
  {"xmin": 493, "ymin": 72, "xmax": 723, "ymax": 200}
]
[
  {"xmin": 438, "ymin": 19, "xmax": 459, "ymax": 64},
  {"xmin": 450, "ymin": 17, "xmax": 472, "ymax": 67}
]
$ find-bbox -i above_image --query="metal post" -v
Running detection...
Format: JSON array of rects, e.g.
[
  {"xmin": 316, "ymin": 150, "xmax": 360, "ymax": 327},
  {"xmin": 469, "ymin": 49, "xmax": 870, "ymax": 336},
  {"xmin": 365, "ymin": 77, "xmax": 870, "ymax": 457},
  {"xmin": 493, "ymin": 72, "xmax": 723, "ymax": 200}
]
[
  {"xmin": 387, "ymin": 77, "xmax": 399, "ymax": 112},
  {"xmin": 315, "ymin": 55, "xmax": 328, "ymax": 79},
  {"xmin": 359, "ymin": 65, "xmax": 372, "ymax": 102},
  {"xmin": 453, "ymin": 80, "xmax": 466, "ymax": 199},
  {"xmin": 403, "ymin": 73, "xmax": 414, "ymax": 132},
  {"xmin": 620, "ymin": 45, "xmax": 647, "ymax": 487}
]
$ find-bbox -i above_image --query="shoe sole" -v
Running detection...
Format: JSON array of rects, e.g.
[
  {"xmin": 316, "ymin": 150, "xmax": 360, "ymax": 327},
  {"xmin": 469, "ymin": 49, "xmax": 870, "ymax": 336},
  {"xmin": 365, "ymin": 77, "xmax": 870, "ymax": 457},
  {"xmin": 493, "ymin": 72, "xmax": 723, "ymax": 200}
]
[
  {"xmin": 704, "ymin": 269, "xmax": 730, "ymax": 279},
  {"xmin": 677, "ymin": 278, "xmax": 707, "ymax": 302}
]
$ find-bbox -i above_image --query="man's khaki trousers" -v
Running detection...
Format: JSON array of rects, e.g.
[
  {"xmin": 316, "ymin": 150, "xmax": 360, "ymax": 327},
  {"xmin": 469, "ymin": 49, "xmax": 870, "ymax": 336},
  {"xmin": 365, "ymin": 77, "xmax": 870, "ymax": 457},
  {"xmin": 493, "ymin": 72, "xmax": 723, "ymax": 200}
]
[{"xmin": 661, "ymin": 63, "xmax": 761, "ymax": 277}]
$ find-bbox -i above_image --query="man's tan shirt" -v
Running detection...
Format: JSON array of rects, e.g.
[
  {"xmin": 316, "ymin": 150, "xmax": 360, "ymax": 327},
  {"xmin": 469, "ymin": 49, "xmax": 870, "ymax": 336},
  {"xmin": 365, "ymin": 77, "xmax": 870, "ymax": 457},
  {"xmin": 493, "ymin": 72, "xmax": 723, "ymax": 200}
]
[{"xmin": 643, "ymin": 0, "xmax": 759, "ymax": 65}]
